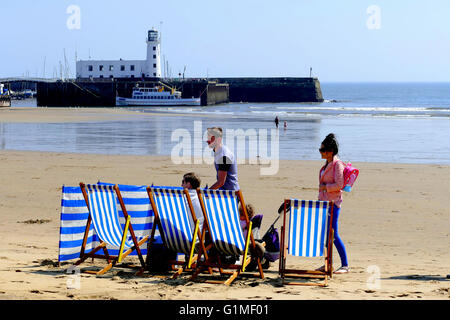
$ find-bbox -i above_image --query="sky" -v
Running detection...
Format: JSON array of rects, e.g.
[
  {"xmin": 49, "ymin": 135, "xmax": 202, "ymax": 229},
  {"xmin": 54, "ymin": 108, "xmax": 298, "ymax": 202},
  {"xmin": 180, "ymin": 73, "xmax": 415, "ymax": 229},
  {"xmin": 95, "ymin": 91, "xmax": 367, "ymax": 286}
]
[{"xmin": 1, "ymin": 0, "xmax": 450, "ymax": 82}]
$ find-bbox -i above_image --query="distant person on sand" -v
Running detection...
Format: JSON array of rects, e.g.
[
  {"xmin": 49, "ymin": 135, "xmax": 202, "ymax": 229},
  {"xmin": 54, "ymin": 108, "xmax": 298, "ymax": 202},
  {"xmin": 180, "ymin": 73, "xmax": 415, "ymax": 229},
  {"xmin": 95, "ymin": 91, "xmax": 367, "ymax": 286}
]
[
  {"xmin": 206, "ymin": 127, "xmax": 240, "ymax": 191},
  {"xmin": 181, "ymin": 172, "xmax": 204, "ymax": 232},
  {"xmin": 283, "ymin": 121, "xmax": 287, "ymax": 129},
  {"xmin": 317, "ymin": 133, "xmax": 349, "ymax": 274},
  {"xmin": 274, "ymin": 116, "xmax": 279, "ymax": 128}
]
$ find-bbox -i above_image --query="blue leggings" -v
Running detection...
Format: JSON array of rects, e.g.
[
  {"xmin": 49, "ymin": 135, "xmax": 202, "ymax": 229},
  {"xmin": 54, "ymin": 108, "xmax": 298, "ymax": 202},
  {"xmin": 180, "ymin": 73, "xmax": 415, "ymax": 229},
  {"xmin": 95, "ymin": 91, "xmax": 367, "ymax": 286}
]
[{"xmin": 327, "ymin": 204, "xmax": 348, "ymax": 267}]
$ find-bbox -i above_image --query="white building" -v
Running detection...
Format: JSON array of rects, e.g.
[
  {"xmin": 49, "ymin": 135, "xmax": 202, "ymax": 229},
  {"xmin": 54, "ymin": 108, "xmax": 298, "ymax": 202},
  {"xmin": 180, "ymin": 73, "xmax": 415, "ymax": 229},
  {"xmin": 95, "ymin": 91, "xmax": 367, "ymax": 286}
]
[{"xmin": 76, "ymin": 29, "xmax": 161, "ymax": 79}]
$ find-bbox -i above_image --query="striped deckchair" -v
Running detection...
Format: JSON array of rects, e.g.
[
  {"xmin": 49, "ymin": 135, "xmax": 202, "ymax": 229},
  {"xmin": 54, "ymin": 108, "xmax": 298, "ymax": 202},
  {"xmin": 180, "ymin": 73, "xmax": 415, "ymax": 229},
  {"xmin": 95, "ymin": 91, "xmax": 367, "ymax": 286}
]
[
  {"xmin": 146, "ymin": 186, "xmax": 212, "ymax": 278},
  {"xmin": 279, "ymin": 199, "xmax": 334, "ymax": 286},
  {"xmin": 74, "ymin": 183, "xmax": 149, "ymax": 275},
  {"xmin": 191, "ymin": 189, "xmax": 264, "ymax": 285},
  {"xmin": 58, "ymin": 184, "xmax": 158, "ymax": 263}
]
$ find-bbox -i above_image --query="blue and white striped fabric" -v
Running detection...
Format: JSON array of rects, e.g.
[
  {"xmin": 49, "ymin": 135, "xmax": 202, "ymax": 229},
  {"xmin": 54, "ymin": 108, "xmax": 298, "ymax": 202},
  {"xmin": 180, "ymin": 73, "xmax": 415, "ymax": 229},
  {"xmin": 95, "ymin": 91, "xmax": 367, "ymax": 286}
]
[
  {"xmin": 85, "ymin": 184, "xmax": 134, "ymax": 249},
  {"xmin": 288, "ymin": 200, "xmax": 329, "ymax": 257},
  {"xmin": 58, "ymin": 184, "xmax": 158, "ymax": 262},
  {"xmin": 150, "ymin": 187, "xmax": 195, "ymax": 255},
  {"xmin": 199, "ymin": 189, "xmax": 245, "ymax": 256}
]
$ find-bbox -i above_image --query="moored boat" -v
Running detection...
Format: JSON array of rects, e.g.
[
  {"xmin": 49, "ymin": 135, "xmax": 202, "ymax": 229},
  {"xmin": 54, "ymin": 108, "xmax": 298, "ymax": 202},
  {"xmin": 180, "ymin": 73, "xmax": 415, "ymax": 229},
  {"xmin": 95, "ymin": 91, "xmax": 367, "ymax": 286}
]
[{"xmin": 116, "ymin": 85, "xmax": 201, "ymax": 106}]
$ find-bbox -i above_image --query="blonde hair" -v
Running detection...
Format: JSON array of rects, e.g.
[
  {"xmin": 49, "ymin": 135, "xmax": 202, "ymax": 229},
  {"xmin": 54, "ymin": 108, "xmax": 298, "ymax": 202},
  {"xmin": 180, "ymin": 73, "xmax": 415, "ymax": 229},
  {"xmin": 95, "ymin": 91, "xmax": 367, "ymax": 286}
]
[
  {"xmin": 207, "ymin": 127, "xmax": 223, "ymax": 138},
  {"xmin": 239, "ymin": 203, "xmax": 255, "ymax": 220}
]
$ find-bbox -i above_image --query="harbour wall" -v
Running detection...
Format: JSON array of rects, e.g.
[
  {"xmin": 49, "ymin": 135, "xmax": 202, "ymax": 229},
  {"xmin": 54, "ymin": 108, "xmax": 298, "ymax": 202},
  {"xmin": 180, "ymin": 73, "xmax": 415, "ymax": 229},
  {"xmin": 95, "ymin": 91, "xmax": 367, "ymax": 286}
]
[
  {"xmin": 36, "ymin": 77, "xmax": 322, "ymax": 107},
  {"xmin": 37, "ymin": 79, "xmax": 229, "ymax": 107},
  {"xmin": 37, "ymin": 81, "xmax": 115, "ymax": 107},
  {"xmin": 213, "ymin": 77, "xmax": 323, "ymax": 103},
  {"xmin": 177, "ymin": 80, "xmax": 229, "ymax": 106}
]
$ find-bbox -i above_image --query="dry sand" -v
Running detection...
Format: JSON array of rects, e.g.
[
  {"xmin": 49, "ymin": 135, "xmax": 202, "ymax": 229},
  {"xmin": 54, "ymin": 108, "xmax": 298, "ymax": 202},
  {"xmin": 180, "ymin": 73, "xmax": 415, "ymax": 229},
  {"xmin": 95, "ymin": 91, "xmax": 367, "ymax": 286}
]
[{"xmin": 0, "ymin": 108, "xmax": 449, "ymax": 300}]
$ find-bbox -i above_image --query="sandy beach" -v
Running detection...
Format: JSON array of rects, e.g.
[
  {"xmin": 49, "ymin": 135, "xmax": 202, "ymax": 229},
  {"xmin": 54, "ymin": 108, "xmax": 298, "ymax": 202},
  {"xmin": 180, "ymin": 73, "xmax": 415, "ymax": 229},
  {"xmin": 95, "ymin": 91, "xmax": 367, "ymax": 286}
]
[{"xmin": 0, "ymin": 108, "xmax": 449, "ymax": 300}]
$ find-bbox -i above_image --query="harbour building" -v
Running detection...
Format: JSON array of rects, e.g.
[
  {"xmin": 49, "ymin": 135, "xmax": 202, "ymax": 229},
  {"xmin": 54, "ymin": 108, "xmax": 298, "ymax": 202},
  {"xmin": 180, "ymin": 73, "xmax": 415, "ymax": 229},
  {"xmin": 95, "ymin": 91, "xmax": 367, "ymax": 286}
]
[{"xmin": 76, "ymin": 29, "xmax": 161, "ymax": 80}]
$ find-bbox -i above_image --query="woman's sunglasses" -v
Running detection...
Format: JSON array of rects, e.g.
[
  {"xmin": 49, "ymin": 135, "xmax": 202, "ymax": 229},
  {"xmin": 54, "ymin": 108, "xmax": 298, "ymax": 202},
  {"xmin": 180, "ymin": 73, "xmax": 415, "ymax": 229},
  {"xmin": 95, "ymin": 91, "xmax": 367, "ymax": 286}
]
[{"xmin": 319, "ymin": 147, "xmax": 328, "ymax": 153}]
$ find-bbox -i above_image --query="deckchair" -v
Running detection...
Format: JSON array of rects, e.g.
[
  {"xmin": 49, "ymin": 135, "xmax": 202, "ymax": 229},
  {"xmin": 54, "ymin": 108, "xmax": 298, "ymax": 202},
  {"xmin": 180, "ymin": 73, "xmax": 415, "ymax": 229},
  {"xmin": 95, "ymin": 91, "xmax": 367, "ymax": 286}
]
[
  {"xmin": 59, "ymin": 183, "xmax": 158, "ymax": 263},
  {"xmin": 74, "ymin": 183, "xmax": 149, "ymax": 275},
  {"xmin": 191, "ymin": 189, "xmax": 264, "ymax": 285},
  {"xmin": 146, "ymin": 186, "xmax": 212, "ymax": 278},
  {"xmin": 279, "ymin": 199, "xmax": 334, "ymax": 286}
]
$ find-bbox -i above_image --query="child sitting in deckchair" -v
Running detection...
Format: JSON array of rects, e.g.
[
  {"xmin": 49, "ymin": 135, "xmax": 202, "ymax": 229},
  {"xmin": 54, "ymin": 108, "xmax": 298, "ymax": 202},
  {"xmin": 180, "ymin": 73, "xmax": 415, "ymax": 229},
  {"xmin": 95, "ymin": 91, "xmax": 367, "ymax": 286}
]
[
  {"xmin": 181, "ymin": 172, "xmax": 204, "ymax": 232},
  {"xmin": 238, "ymin": 203, "xmax": 265, "ymax": 269}
]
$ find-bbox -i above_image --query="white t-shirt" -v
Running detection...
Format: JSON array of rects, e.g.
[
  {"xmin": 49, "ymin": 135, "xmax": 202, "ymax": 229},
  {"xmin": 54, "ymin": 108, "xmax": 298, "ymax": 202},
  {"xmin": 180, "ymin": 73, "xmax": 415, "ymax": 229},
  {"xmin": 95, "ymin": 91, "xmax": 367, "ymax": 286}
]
[{"xmin": 187, "ymin": 190, "xmax": 204, "ymax": 233}]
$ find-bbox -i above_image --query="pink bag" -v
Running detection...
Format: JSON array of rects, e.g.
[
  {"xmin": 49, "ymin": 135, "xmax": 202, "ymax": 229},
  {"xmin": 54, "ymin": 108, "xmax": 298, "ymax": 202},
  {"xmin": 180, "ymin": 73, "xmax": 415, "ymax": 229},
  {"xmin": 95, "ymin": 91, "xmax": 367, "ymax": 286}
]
[{"xmin": 341, "ymin": 162, "xmax": 359, "ymax": 192}]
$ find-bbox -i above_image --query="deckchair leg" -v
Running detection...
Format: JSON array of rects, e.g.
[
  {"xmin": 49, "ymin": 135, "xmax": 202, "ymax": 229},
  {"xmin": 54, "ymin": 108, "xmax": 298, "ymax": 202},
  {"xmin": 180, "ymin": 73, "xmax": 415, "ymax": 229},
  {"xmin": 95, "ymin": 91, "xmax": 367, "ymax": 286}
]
[
  {"xmin": 187, "ymin": 221, "xmax": 200, "ymax": 269},
  {"xmin": 74, "ymin": 242, "xmax": 107, "ymax": 266},
  {"xmin": 118, "ymin": 216, "xmax": 131, "ymax": 263},
  {"xmin": 145, "ymin": 220, "xmax": 158, "ymax": 267},
  {"xmin": 202, "ymin": 270, "xmax": 240, "ymax": 286},
  {"xmin": 224, "ymin": 271, "xmax": 240, "ymax": 286},
  {"xmin": 256, "ymin": 259, "xmax": 264, "ymax": 279},
  {"xmin": 95, "ymin": 261, "xmax": 116, "ymax": 276},
  {"xmin": 171, "ymin": 254, "xmax": 199, "ymax": 279},
  {"xmin": 99, "ymin": 236, "xmax": 149, "ymax": 277},
  {"xmin": 172, "ymin": 267, "xmax": 185, "ymax": 279},
  {"xmin": 283, "ymin": 280, "xmax": 328, "ymax": 287},
  {"xmin": 171, "ymin": 255, "xmax": 199, "ymax": 279},
  {"xmin": 119, "ymin": 236, "xmax": 149, "ymax": 266},
  {"xmin": 190, "ymin": 265, "xmax": 208, "ymax": 281},
  {"xmin": 102, "ymin": 246, "xmax": 111, "ymax": 264}
]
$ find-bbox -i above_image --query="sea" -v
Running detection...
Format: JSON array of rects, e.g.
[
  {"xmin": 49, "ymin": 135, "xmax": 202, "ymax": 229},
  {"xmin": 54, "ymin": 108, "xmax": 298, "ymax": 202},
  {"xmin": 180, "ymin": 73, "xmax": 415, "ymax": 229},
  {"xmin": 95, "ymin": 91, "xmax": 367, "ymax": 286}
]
[{"xmin": 2, "ymin": 82, "xmax": 450, "ymax": 165}]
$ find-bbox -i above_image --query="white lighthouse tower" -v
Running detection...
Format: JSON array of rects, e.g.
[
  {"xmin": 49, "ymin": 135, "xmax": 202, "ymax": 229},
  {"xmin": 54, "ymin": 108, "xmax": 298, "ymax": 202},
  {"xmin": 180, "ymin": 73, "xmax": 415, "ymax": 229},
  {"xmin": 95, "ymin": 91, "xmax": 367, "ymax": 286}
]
[
  {"xmin": 76, "ymin": 29, "xmax": 162, "ymax": 79},
  {"xmin": 146, "ymin": 29, "xmax": 161, "ymax": 78}
]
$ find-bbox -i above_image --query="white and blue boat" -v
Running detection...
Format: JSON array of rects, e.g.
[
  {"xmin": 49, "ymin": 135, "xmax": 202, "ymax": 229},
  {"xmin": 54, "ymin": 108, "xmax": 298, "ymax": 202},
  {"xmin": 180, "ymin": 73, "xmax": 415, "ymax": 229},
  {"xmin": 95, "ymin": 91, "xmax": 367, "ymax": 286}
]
[{"xmin": 116, "ymin": 85, "xmax": 201, "ymax": 106}]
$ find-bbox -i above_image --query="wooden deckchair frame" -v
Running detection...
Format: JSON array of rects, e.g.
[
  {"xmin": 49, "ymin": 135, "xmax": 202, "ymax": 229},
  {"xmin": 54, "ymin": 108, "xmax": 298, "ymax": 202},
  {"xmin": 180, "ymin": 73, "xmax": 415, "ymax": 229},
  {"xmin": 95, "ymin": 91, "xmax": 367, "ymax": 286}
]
[
  {"xmin": 190, "ymin": 189, "xmax": 264, "ymax": 285},
  {"xmin": 74, "ymin": 183, "xmax": 149, "ymax": 276},
  {"xmin": 279, "ymin": 199, "xmax": 334, "ymax": 287},
  {"xmin": 145, "ymin": 187, "xmax": 213, "ymax": 278}
]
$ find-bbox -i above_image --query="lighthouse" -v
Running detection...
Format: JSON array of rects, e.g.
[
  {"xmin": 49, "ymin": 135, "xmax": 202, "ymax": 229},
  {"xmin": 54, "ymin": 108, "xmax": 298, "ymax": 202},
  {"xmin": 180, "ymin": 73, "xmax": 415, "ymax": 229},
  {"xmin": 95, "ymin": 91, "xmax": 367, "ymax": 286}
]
[
  {"xmin": 146, "ymin": 29, "xmax": 161, "ymax": 78},
  {"xmin": 76, "ymin": 29, "xmax": 162, "ymax": 80}
]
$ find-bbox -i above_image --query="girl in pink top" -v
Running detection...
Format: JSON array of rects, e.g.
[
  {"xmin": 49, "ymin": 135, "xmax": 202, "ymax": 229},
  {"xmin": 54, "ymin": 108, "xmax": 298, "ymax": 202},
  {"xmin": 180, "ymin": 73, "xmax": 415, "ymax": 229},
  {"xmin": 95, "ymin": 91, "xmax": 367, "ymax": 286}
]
[{"xmin": 318, "ymin": 133, "xmax": 349, "ymax": 274}]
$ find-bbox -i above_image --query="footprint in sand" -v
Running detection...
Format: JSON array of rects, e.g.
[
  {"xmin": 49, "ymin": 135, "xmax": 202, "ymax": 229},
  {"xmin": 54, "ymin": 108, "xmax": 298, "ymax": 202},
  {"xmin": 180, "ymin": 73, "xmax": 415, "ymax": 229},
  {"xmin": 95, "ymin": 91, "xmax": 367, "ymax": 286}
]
[
  {"xmin": 18, "ymin": 219, "xmax": 51, "ymax": 224},
  {"xmin": 30, "ymin": 290, "xmax": 43, "ymax": 294},
  {"xmin": 397, "ymin": 293, "xmax": 409, "ymax": 297},
  {"xmin": 39, "ymin": 259, "xmax": 59, "ymax": 267}
]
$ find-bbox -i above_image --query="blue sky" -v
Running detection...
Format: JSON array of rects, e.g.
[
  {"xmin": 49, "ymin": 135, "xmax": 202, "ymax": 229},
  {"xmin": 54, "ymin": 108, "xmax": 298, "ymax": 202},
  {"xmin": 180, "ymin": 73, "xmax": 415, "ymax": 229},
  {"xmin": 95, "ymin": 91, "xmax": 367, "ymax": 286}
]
[{"xmin": 2, "ymin": 0, "xmax": 450, "ymax": 82}]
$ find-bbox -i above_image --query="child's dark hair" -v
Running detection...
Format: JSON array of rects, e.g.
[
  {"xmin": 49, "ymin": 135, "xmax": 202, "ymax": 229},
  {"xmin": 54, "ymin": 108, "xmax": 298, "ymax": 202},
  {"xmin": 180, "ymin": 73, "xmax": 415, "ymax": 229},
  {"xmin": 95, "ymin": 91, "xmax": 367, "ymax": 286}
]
[
  {"xmin": 183, "ymin": 172, "xmax": 201, "ymax": 189},
  {"xmin": 321, "ymin": 133, "xmax": 339, "ymax": 156}
]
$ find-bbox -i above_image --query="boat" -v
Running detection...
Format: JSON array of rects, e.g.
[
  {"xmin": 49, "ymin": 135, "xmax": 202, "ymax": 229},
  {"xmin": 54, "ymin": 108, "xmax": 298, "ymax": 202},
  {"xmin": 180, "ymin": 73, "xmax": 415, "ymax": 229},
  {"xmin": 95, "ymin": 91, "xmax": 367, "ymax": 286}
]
[
  {"xmin": 116, "ymin": 85, "xmax": 201, "ymax": 106},
  {"xmin": 0, "ymin": 84, "xmax": 11, "ymax": 107},
  {"xmin": 23, "ymin": 89, "xmax": 36, "ymax": 99}
]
